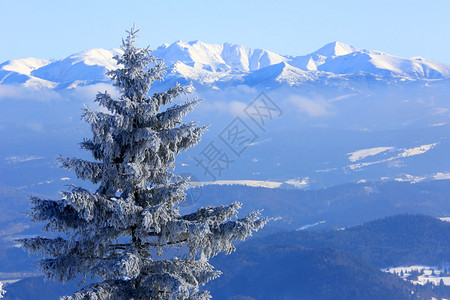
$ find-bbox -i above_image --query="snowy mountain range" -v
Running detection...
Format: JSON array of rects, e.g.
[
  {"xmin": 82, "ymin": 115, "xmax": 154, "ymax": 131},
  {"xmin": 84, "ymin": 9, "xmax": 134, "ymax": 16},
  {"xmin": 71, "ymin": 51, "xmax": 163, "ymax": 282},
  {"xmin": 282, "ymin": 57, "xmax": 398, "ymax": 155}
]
[
  {"xmin": 1, "ymin": 41, "xmax": 450, "ymax": 89},
  {"xmin": 1, "ymin": 40, "xmax": 450, "ymax": 193}
]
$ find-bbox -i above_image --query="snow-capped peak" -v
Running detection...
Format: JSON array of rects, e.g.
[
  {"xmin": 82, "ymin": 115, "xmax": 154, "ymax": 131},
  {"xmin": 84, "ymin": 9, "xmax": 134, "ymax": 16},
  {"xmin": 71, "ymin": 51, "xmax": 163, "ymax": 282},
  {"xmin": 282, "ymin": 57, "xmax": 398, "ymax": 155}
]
[
  {"xmin": 0, "ymin": 57, "xmax": 51, "ymax": 75},
  {"xmin": 153, "ymin": 41, "xmax": 286, "ymax": 73},
  {"xmin": 313, "ymin": 41, "xmax": 361, "ymax": 57},
  {"xmin": 244, "ymin": 61, "xmax": 314, "ymax": 86},
  {"xmin": 66, "ymin": 48, "xmax": 122, "ymax": 68},
  {"xmin": 288, "ymin": 41, "xmax": 450, "ymax": 79}
]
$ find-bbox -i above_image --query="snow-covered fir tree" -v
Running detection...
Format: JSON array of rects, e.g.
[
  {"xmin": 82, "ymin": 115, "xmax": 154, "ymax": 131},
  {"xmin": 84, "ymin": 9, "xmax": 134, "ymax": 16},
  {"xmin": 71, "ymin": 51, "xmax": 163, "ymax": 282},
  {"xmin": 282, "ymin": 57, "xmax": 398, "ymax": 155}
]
[
  {"xmin": 19, "ymin": 27, "xmax": 267, "ymax": 300},
  {"xmin": 0, "ymin": 282, "xmax": 5, "ymax": 299}
]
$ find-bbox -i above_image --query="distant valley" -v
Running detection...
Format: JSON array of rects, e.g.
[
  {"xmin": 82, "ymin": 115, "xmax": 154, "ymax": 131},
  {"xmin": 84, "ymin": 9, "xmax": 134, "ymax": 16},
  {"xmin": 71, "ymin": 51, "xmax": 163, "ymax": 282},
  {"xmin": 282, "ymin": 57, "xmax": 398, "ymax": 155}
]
[{"xmin": 1, "ymin": 40, "xmax": 450, "ymax": 299}]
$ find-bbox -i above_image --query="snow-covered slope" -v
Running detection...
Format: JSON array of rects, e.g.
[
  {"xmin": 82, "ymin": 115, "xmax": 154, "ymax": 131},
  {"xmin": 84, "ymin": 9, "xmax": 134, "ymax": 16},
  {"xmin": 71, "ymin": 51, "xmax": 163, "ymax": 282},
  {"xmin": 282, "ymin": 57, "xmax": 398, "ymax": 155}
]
[
  {"xmin": 31, "ymin": 48, "xmax": 121, "ymax": 83},
  {"xmin": 0, "ymin": 57, "xmax": 50, "ymax": 75},
  {"xmin": 243, "ymin": 62, "xmax": 316, "ymax": 86},
  {"xmin": 0, "ymin": 58, "xmax": 55, "ymax": 88}
]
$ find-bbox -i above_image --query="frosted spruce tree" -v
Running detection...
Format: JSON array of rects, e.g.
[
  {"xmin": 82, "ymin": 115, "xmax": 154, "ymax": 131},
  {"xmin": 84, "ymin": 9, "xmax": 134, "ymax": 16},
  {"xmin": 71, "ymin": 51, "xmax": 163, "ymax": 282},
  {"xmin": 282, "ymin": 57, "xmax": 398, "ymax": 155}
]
[
  {"xmin": 19, "ymin": 27, "xmax": 267, "ymax": 299},
  {"xmin": 0, "ymin": 282, "xmax": 5, "ymax": 299}
]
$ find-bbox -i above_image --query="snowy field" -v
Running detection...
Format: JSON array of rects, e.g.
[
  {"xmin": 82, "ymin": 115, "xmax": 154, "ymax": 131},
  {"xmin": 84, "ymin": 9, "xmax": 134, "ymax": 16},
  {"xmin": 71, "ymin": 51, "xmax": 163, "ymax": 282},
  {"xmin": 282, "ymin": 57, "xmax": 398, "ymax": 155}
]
[
  {"xmin": 191, "ymin": 178, "xmax": 310, "ymax": 189},
  {"xmin": 383, "ymin": 265, "xmax": 450, "ymax": 286}
]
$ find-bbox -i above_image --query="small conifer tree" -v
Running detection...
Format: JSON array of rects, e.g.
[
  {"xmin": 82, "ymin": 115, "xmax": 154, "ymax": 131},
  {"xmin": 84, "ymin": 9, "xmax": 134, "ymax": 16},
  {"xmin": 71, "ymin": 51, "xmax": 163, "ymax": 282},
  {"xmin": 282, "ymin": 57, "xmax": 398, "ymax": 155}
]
[
  {"xmin": 19, "ymin": 26, "xmax": 267, "ymax": 299},
  {"xmin": 0, "ymin": 282, "xmax": 5, "ymax": 299}
]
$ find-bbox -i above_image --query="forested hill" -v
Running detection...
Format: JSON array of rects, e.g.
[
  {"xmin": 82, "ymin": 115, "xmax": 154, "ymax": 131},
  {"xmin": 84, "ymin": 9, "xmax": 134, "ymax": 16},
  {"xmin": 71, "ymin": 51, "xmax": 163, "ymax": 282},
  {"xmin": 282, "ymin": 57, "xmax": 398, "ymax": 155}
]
[
  {"xmin": 259, "ymin": 214, "xmax": 450, "ymax": 267},
  {"xmin": 206, "ymin": 214, "xmax": 450, "ymax": 299},
  {"xmin": 208, "ymin": 245, "xmax": 426, "ymax": 300}
]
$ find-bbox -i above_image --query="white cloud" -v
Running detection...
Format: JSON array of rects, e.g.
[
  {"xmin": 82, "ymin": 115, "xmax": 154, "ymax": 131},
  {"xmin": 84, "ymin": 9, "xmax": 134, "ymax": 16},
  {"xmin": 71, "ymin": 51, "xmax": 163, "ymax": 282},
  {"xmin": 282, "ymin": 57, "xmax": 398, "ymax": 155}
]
[
  {"xmin": 196, "ymin": 100, "xmax": 227, "ymax": 113},
  {"xmin": 229, "ymin": 101, "xmax": 248, "ymax": 117},
  {"xmin": 429, "ymin": 122, "xmax": 446, "ymax": 127},
  {"xmin": 287, "ymin": 95, "xmax": 334, "ymax": 117},
  {"xmin": 315, "ymin": 168, "xmax": 337, "ymax": 173},
  {"xmin": 68, "ymin": 82, "xmax": 119, "ymax": 100},
  {"xmin": 5, "ymin": 155, "xmax": 45, "ymax": 164},
  {"xmin": 196, "ymin": 100, "xmax": 249, "ymax": 117},
  {"xmin": 233, "ymin": 85, "xmax": 258, "ymax": 94},
  {"xmin": 434, "ymin": 172, "xmax": 450, "ymax": 180},
  {"xmin": 0, "ymin": 84, "xmax": 63, "ymax": 102},
  {"xmin": 24, "ymin": 122, "xmax": 44, "ymax": 132}
]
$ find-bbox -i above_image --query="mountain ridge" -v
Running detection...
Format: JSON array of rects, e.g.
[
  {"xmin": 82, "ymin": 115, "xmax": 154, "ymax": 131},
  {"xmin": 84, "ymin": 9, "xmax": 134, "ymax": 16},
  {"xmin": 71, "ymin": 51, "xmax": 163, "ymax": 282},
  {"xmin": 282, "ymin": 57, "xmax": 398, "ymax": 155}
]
[{"xmin": 2, "ymin": 41, "xmax": 449, "ymax": 89}]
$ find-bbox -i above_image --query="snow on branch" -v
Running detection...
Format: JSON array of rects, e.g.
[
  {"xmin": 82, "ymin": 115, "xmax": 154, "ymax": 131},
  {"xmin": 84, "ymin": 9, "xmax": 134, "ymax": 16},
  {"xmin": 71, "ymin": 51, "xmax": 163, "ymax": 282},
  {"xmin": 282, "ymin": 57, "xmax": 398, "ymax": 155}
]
[
  {"xmin": 58, "ymin": 157, "xmax": 104, "ymax": 184},
  {"xmin": 147, "ymin": 98, "xmax": 202, "ymax": 130},
  {"xmin": 149, "ymin": 83, "xmax": 188, "ymax": 108},
  {"xmin": 182, "ymin": 202, "xmax": 241, "ymax": 223},
  {"xmin": 28, "ymin": 197, "xmax": 86, "ymax": 232},
  {"xmin": 61, "ymin": 279, "xmax": 133, "ymax": 300}
]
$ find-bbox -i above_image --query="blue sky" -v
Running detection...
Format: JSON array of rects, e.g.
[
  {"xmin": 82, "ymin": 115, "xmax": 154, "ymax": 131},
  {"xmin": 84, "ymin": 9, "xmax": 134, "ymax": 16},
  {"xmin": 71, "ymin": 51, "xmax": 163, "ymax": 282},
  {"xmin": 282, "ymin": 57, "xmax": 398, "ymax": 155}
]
[{"xmin": 1, "ymin": 0, "xmax": 449, "ymax": 63}]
